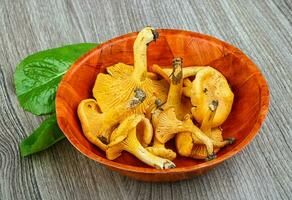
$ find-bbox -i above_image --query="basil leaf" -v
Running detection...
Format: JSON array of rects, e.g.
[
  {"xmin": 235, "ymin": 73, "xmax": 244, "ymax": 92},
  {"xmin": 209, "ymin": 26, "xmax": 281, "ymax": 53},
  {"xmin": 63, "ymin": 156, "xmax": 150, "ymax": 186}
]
[
  {"xmin": 20, "ymin": 114, "xmax": 65, "ymax": 157},
  {"xmin": 14, "ymin": 43, "xmax": 98, "ymax": 115}
]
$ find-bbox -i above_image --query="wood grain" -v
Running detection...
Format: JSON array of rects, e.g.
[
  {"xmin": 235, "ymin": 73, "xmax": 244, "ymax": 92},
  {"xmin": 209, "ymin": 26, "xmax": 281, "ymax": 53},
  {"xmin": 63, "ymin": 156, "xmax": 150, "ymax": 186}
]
[{"xmin": 0, "ymin": 0, "xmax": 291, "ymax": 199}]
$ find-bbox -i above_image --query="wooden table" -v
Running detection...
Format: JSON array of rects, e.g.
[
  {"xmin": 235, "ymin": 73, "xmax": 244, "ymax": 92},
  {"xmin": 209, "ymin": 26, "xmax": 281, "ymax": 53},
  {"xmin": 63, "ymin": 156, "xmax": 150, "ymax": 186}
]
[{"xmin": 0, "ymin": 0, "xmax": 291, "ymax": 199}]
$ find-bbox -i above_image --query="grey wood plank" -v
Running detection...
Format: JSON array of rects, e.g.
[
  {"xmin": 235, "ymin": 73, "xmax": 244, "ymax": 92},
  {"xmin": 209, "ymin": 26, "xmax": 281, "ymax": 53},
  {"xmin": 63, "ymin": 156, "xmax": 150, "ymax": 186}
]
[{"xmin": 0, "ymin": 0, "xmax": 291, "ymax": 200}]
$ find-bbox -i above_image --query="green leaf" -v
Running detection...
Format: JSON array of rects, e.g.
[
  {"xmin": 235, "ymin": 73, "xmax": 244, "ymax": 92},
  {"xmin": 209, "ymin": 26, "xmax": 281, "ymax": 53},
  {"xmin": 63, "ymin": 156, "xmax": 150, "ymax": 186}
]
[
  {"xmin": 14, "ymin": 43, "xmax": 98, "ymax": 115},
  {"xmin": 20, "ymin": 114, "xmax": 65, "ymax": 157}
]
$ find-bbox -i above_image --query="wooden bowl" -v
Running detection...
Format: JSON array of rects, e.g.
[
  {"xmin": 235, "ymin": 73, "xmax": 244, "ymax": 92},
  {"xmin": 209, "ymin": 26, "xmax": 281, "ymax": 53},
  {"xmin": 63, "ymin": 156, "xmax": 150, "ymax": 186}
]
[{"xmin": 56, "ymin": 29, "xmax": 269, "ymax": 182}]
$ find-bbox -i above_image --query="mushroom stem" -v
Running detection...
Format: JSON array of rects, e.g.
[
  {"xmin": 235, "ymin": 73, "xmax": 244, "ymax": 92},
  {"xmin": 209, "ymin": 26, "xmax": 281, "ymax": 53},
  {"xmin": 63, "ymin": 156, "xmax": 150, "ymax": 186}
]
[
  {"xmin": 133, "ymin": 27, "xmax": 158, "ymax": 82},
  {"xmin": 162, "ymin": 66, "xmax": 204, "ymax": 78},
  {"xmin": 199, "ymin": 100, "xmax": 234, "ymax": 147},
  {"xmin": 166, "ymin": 58, "xmax": 183, "ymax": 107},
  {"xmin": 200, "ymin": 100, "xmax": 219, "ymax": 134},
  {"xmin": 133, "ymin": 40, "xmax": 147, "ymax": 81},
  {"xmin": 121, "ymin": 129, "xmax": 176, "ymax": 169},
  {"xmin": 153, "ymin": 58, "xmax": 190, "ymax": 121},
  {"xmin": 182, "ymin": 119, "xmax": 214, "ymax": 155},
  {"xmin": 155, "ymin": 108, "xmax": 215, "ymax": 156},
  {"xmin": 152, "ymin": 64, "xmax": 171, "ymax": 84},
  {"xmin": 211, "ymin": 139, "xmax": 233, "ymax": 147}
]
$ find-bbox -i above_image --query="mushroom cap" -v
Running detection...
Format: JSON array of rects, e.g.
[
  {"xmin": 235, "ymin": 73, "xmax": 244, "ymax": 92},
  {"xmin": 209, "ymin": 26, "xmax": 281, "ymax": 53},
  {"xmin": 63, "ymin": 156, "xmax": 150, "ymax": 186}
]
[
  {"xmin": 77, "ymin": 99, "xmax": 107, "ymax": 151},
  {"xmin": 152, "ymin": 64, "xmax": 171, "ymax": 84},
  {"xmin": 107, "ymin": 114, "xmax": 144, "ymax": 160},
  {"xmin": 175, "ymin": 132, "xmax": 193, "ymax": 157},
  {"xmin": 190, "ymin": 128, "xmax": 223, "ymax": 159},
  {"xmin": 109, "ymin": 114, "xmax": 154, "ymax": 148},
  {"xmin": 191, "ymin": 67, "xmax": 234, "ymax": 127},
  {"xmin": 109, "ymin": 114, "xmax": 144, "ymax": 147},
  {"xmin": 106, "ymin": 142, "xmax": 123, "ymax": 160},
  {"xmin": 93, "ymin": 63, "xmax": 168, "ymax": 114},
  {"xmin": 136, "ymin": 117, "xmax": 153, "ymax": 147},
  {"xmin": 175, "ymin": 128, "xmax": 223, "ymax": 159}
]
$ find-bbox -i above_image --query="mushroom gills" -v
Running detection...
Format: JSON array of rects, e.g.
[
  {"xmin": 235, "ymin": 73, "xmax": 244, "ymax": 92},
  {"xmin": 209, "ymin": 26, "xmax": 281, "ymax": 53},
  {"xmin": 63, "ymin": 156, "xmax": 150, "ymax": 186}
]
[
  {"xmin": 107, "ymin": 114, "xmax": 176, "ymax": 169},
  {"xmin": 148, "ymin": 58, "xmax": 190, "ymax": 160},
  {"xmin": 176, "ymin": 101, "xmax": 235, "ymax": 160}
]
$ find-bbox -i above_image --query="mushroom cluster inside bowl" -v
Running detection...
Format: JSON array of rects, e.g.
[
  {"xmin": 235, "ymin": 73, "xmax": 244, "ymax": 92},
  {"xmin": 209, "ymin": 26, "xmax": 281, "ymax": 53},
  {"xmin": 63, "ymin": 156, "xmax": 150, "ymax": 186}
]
[{"xmin": 56, "ymin": 27, "xmax": 269, "ymax": 182}]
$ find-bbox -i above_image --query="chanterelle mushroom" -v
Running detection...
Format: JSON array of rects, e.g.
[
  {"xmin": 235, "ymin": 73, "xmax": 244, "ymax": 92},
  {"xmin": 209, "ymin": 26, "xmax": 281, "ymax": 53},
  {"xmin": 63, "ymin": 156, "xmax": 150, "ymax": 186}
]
[
  {"xmin": 195, "ymin": 100, "xmax": 234, "ymax": 149},
  {"xmin": 176, "ymin": 101, "xmax": 234, "ymax": 160},
  {"xmin": 78, "ymin": 89, "xmax": 155, "ymax": 148},
  {"xmin": 107, "ymin": 114, "xmax": 176, "ymax": 169},
  {"xmin": 93, "ymin": 27, "xmax": 168, "ymax": 120},
  {"xmin": 147, "ymin": 58, "xmax": 191, "ymax": 160},
  {"xmin": 152, "ymin": 58, "xmax": 192, "ymax": 123},
  {"xmin": 189, "ymin": 67, "xmax": 234, "ymax": 127},
  {"xmin": 175, "ymin": 127, "xmax": 224, "ymax": 159},
  {"xmin": 156, "ymin": 106, "xmax": 230, "ymax": 160},
  {"xmin": 77, "ymin": 99, "xmax": 107, "ymax": 151}
]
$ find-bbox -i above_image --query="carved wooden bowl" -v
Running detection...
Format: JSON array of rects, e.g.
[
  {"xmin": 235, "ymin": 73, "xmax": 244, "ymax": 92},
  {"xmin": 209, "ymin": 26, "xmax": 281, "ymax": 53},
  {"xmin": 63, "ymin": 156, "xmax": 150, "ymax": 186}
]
[{"xmin": 56, "ymin": 29, "xmax": 269, "ymax": 182}]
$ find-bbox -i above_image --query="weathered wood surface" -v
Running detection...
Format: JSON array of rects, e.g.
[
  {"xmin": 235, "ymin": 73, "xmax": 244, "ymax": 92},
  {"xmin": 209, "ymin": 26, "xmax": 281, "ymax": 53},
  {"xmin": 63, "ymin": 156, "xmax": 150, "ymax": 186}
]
[{"xmin": 0, "ymin": 0, "xmax": 291, "ymax": 199}]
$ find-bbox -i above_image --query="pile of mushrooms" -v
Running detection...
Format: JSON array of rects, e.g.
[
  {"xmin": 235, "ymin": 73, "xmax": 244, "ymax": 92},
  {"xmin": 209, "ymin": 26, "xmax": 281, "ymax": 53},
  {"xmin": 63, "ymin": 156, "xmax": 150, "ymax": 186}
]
[{"xmin": 77, "ymin": 27, "xmax": 235, "ymax": 169}]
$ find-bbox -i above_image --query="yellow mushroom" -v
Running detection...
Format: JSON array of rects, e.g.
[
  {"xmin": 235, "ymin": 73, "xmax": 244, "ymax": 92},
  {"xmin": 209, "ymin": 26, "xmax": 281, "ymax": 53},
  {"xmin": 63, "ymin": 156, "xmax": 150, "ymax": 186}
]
[
  {"xmin": 78, "ymin": 88, "xmax": 155, "ymax": 148},
  {"xmin": 190, "ymin": 67, "xmax": 234, "ymax": 127},
  {"xmin": 156, "ymin": 107, "xmax": 223, "ymax": 160},
  {"xmin": 176, "ymin": 101, "xmax": 234, "ymax": 160},
  {"xmin": 107, "ymin": 114, "xmax": 176, "ymax": 169},
  {"xmin": 176, "ymin": 127, "xmax": 224, "ymax": 159},
  {"xmin": 77, "ymin": 99, "xmax": 107, "ymax": 151},
  {"xmin": 194, "ymin": 100, "xmax": 235, "ymax": 149},
  {"xmin": 147, "ymin": 58, "xmax": 191, "ymax": 160},
  {"xmin": 191, "ymin": 128, "xmax": 227, "ymax": 159},
  {"xmin": 152, "ymin": 58, "xmax": 192, "ymax": 121},
  {"xmin": 93, "ymin": 27, "xmax": 168, "ymax": 120}
]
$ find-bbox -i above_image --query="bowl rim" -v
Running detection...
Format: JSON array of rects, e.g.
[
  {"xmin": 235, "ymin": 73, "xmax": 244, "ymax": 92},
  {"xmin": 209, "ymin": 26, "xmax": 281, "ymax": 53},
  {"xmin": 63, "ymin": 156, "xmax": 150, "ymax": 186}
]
[{"xmin": 56, "ymin": 29, "xmax": 270, "ymax": 174}]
